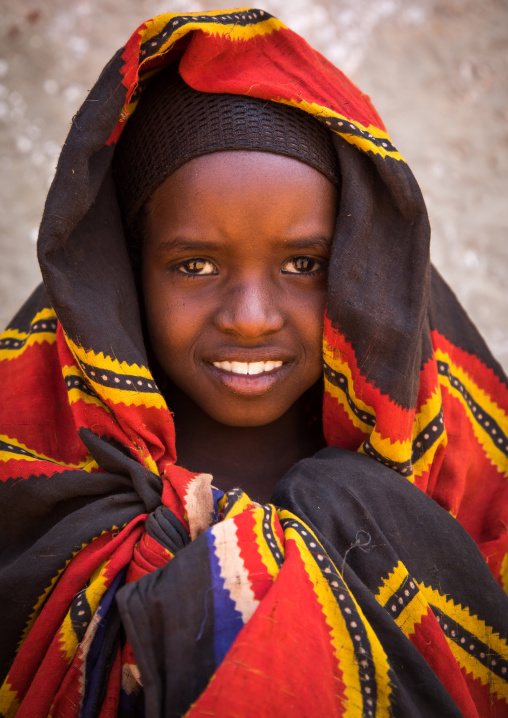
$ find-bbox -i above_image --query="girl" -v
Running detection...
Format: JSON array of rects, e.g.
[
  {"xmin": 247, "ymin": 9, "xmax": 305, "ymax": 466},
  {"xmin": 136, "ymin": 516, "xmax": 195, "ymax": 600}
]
[{"xmin": 1, "ymin": 9, "xmax": 507, "ymax": 717}]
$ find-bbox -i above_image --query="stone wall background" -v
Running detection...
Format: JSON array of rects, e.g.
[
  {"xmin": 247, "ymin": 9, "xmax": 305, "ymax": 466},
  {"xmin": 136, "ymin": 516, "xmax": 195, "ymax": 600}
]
[{"xmin": 1, "ymin": 0, "xmax": 507, "ymax": 370}]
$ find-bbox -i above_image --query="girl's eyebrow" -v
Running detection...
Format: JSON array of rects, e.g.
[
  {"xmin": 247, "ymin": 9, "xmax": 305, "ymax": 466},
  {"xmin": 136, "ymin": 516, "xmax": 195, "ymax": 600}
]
[
  {"xmin": 154, "ymin": 237, "xmax": 222, "ymax": 255},
  {"xmin": 282, "ymin": 234, "xmax": 333, "ymax": 251},
  {"xmin": 154, "ymin": 234, "xmax": 333, "ymax": 255}
]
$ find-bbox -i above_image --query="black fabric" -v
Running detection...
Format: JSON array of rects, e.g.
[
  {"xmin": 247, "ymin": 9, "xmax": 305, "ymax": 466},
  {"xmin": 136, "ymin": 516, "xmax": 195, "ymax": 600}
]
[
  {"xmin": 116, "ymin": 447, "xmax": 508, "ymax": 717},
  {"xmin": 0, "ymin": 468, "xmax": 145, "ymax": 682},
  {"xmin": 273, "ymin": 448, "xmax": 508, "ymax": 716},
  {"xmin": 113, "ymin": 67, "xmax": 340, "ymax": 229},
  {"xmin": 327, "ymin": 136, "xmax": 431, "ymax": 409},
  {"xmin": 429, "ymin": 266, "xmax": 507, "ymax": 377},
  {"xmin": 116, "ymin": 535, "xmax": 216, "ymax": 718},
  {"xmin": 273, "ymin": 447, "xmax": 506, "ymax": 625}
]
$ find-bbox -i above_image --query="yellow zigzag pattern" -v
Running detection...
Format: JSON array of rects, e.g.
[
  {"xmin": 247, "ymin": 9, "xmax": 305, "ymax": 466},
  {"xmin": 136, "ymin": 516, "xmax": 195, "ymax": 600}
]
[
  {"xmin": 128, "ymin": 10, "xmax": 402, "ymax": 162},
  {"xmin": 61, "ymin": 365, "xmax": 112, "ymax": 412},
  {"xmin": 0, "ymin": 433, "xmax": 98, "ymax": 472},
  {"xmin": 376, "ymin": 561, "xmax": 408, "ymax": 607},
  {"xmin": 140, "ymin": 8, "xmax": 284, "ymax": 51},
  {"xmin": 324, "ymin": 375, "xmax": 372, "ymax": 434},
  {"xmin": 251, "ymin": 506, "xmax": 283, "ymax": 580},
  {"xmin": 377, "ymin": 563, "xmax": 508, "ymax": 702},
  {"xmin": 419, "ymin": 582, "xmax": 508, "ymax": 701},
  {"xmin": 224, "ymin": 490, "xmax": 255, "ymax": 521},
  {"xmin": 122, "ymin": 8, "xmax": 286, "ymax": 122},
  {"xmin": 269, "ymin": 505, "xmax": 285, "ymax": 560},
  {"xmin": 362, "ymin": 429, "xmax": 413, "ymax": 472},
  {"xmin": 0, "ymin": 308, "xmax": 57, "ymax": 361},
  {"xmin": 16, "ymin": 564, "xmax": 69, "ymax": 654},
  {"xmin": 58, "ymin": 558, "xmax": 112, "ymax": 662},
  {"xmin": 435, "ymin": 348, "xmax": 508, "ymax": 478},
  {"xmin": 323, "ymin": 340, "xmax": 376, "ymax": 433},
  {"xmin": 17, "ymin": 525, "xmax": 126, "ymax": 655},
  {"xmin": 412, "ymin": 388, "xmax": 447, "ymax": 479},
  {"xmin": 501, "ymin": 553, "xmax": 508, "ymax": 597},
  {"xmin": 280, "ymin": 97, "xmax": 403, "ymax": 162},
  {"xmin": 120, "ymin": 10, "xmax": 284, "ymax": 121},
  {"xmin": 323, "ymin": 345, "xmax": 452, "ymax": 481},
  {"xmin": 0, "ymin": 682, "xmax": 20, "ymax": 718},
  {"xmin": 280, "ymin": 510, "xmax": 392, "ymax": 717},
  {"xmin": 324, "ymin": 340, "xmax": 416, "ymax": 475},
  {"xmin": 376, "ymin": 561, "xmax": 429, "ymax": 636},
  {"xmin": 0, "ymin": 528, "xmax": 125, "ymax": 717},
  {"xmin": 65, "ymin": 334, "xmax": 166, "ymax": 410}
]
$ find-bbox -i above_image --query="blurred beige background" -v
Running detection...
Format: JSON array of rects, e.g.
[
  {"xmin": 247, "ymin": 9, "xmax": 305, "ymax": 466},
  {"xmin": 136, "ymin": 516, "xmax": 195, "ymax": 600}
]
[{"xmin": 1, "ymin": 0, "xmax": 507, "ymax": 370}]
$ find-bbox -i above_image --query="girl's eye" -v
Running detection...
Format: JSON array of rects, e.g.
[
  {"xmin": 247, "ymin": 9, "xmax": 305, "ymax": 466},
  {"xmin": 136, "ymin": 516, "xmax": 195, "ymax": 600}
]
[
  {"xmin": 176, "ymin": 259, "xmax": 217, "ymax": 275},
  {"xmin": 281, "ymin": 256, "xmax": 326, "ymax": 274}
]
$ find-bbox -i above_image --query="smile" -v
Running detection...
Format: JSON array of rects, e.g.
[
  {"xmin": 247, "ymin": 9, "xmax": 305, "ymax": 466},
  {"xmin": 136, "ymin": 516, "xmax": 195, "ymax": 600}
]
[
  {"xmin": 206, "ymin": 358, "xmax": 290, "ymax": 397},
  {"xmin": 212, "ymin": 360, "xmax": 283, "ymax": 375}
]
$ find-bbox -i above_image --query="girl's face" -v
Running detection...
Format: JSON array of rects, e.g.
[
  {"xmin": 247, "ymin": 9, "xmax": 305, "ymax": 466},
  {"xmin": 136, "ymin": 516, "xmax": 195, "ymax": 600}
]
[{"xmin": 142, "ymin": 151, "xmax": 337, "ymax": 427}]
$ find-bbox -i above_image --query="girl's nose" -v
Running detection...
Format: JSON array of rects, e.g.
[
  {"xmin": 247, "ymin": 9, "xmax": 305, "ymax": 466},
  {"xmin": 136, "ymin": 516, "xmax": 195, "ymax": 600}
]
[{"xmin": 214, "ymin": 278, "xmax": 284, "ymax": 339}]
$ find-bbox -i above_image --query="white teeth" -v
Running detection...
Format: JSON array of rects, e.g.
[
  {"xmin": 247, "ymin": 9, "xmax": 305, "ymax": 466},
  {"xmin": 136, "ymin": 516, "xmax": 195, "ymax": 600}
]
[
  {"xmin": 212, "ymin": 360, "xmax": 283, "ymax": 374},
  {"xmin": 231, "ymin": 361, "xmax": 248, "ymax": 374}
]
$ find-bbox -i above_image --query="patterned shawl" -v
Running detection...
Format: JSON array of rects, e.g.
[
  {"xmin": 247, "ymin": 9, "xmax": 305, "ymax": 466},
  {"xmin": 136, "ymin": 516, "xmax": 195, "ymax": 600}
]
[{"xmin": 1, "ymin": 9, "xmax": 507, "ymax": 717}]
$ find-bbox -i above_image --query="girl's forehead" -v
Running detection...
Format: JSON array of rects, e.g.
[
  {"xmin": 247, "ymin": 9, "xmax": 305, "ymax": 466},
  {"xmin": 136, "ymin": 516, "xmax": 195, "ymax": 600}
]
[
  {"xmin": 150, "ymin": 150, "xmax": 336, "ymax": 205},
  {"xmin": 145, "ymin": 151, "xmax": 337, "ymax": 255}
]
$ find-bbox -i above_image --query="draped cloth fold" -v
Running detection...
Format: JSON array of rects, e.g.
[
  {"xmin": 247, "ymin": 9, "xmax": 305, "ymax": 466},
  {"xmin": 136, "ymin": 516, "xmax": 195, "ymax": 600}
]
[
  {"xmin": 0, "ymin": 8, "xmax": 507, "ymax": 717},
  {"xmin": 117, "ymin": 448, "xmax": 508, "ymax": 718}
]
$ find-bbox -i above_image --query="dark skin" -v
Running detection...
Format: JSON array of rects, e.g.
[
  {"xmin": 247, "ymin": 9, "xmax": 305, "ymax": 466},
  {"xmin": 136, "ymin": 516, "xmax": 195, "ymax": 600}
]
[{"xmin": 142, "ymin": 151, "xmax": 337, "ymax": 502}]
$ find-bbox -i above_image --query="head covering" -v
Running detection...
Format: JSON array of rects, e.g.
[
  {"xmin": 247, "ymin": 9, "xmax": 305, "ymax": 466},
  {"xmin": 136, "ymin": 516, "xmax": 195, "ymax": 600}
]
[
  {"xmin": 113, "ymin": 68, "xmax": 340, "ymax": 229},
  {"xmin": 0, "ymin": 9, "xmax": 507, "ymax": 717}
]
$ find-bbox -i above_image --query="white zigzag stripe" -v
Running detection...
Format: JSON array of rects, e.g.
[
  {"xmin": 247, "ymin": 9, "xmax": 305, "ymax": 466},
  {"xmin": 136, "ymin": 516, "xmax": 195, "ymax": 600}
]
[{"xmin": 212, "ymin": 519, "xmax": 259, "ymax": 625}]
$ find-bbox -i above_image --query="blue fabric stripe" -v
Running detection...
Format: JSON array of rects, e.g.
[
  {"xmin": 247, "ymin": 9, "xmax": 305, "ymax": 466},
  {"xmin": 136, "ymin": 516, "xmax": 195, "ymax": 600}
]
[
  {"xmin": 81, "ymin": 567, "xmax": 127, "ymax": 718},
  {"xmin": 211, "ymin": 485, "xmax": 225, "ymax": 521},
  {"xmin": 206, "ymin": 529, "xmax": 245, "ymax": 666}
]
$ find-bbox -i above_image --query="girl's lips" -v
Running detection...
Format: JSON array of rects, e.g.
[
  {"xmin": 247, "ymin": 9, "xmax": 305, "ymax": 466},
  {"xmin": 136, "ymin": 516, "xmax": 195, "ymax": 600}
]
[{"xmin": 204, "ymin": 360, "xmax": 290, "ymax": 396}]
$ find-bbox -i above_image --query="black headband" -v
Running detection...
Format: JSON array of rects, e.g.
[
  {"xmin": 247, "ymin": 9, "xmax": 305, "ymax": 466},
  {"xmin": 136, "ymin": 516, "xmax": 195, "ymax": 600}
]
[{"xmin": 113, "ymin": 67, "xmax": 340, "ymax": 229}]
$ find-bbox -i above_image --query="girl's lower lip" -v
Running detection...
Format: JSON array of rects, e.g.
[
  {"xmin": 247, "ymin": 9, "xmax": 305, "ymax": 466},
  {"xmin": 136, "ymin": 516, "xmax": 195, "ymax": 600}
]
[{"xmin": 204, "ymin": 362, "xmax": 290, "ymax": 396}]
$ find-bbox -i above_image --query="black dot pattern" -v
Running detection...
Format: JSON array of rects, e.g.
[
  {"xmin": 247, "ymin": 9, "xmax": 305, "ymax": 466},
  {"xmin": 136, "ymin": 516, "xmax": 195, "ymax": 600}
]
[
  {"xmin": 65, "ymin": 375, "xmax": 99, "ymax": 399},
  {"xmin": 382, "ymin": 574, "xmax": 420, "ymax": 620},
  {"xmin": 261, "ymin": 504, "xmax": 283, "ymax": 568},
  {"xmin": 0, "ymin": 318, "xmax": 57, "ymax": 351},
  {"xmin": 317, "ymin": 115, "xmax": 397, "ymax": 154},
  {"xmin": 70, "ymin": 588, "xmax": 93, "ymax": 643},
  {"xmin": 134, "ymin": 12, "xmax": 397, "ymax": 156},
  {"xmin": 0, "ymin": 437, "xmax": 45, "ymax": 463},
  {"xmin": 324, "ymin": 362, "xmax": 376, "ymax": 427},
  {"xmin": 224, "ymin": 488, "xmax": 245, "ymax": 515},
  {"xmin": 432, "ymin": 605, "xmax": 508, "ymax": 682},
  {"xmin": 362, "ymin": 438, "xmax": 412, "ymax": 476},
  {"xmin": 281, "ymin": 516, "xmax": 378, "ymax": 716},
  {"xmin": 80, "ymin": 360, "xmax": 159, "ymax": 394},
  {"xmin": 438, "ymin": 361, "xmax": 507, "ymax": 457},
  {"xmin": 138, "ymin": 9, "xmax": 273, "ymax": 61},
  {"xmin": 325, "ymin": 364, "xmax": 449, "ymax": 477},
  {"xmin": 325, "ymin": 361, "xmax": 428, "ymax": 476},
  {"xmin": 411, "ymin": 407, "xmax": 445, "ymax": 464}
]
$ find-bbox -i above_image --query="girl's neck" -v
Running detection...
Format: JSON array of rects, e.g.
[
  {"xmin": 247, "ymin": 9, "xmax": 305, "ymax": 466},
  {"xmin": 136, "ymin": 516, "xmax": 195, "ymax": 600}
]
[{"xmin": 165, "ymin": 381, "xmax": 323, "ymax": 503}]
